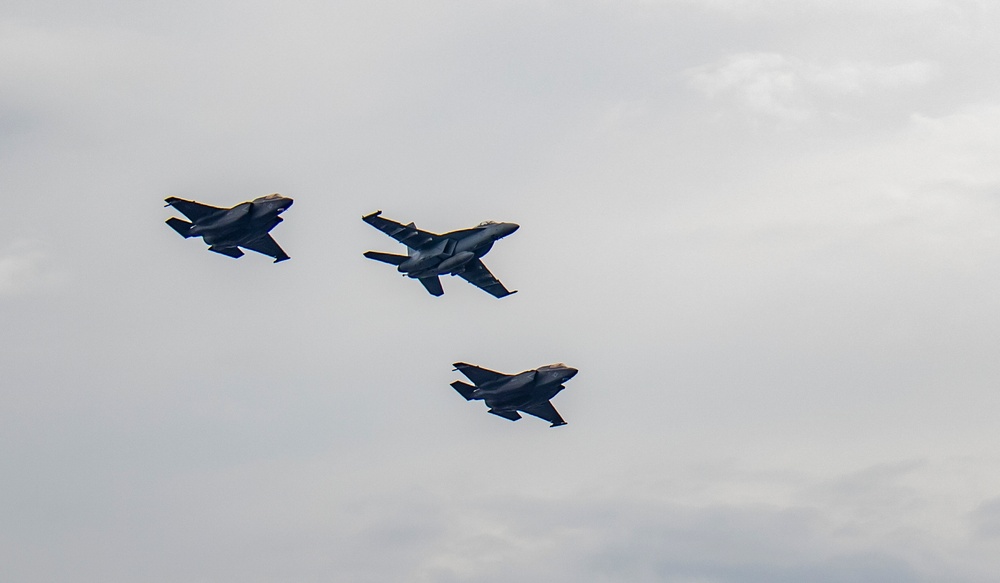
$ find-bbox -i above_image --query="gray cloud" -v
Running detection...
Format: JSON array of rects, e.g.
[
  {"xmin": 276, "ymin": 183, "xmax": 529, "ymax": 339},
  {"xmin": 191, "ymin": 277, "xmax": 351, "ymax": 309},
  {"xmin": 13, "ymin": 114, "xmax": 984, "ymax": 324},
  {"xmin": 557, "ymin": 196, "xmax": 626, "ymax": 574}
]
[
  {"xmin": 4, "ymin": 1, "xmax": 1000, "ymax": 581},
  {"xmin": 0, "ymin": 240, "xmax": 62, "ymax": 296}
]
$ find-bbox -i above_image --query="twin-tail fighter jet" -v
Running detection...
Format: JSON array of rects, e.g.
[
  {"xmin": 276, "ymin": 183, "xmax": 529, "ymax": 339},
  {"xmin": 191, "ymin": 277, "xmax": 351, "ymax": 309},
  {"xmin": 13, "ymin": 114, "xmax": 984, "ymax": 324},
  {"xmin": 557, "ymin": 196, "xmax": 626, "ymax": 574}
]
[
  {"xmin": 451, "ymin": 362, "xmax": 578, "ymax": 427},
  {"xmin": 165, "ymin": 194, "xmax": 293, "ymax": 262},
  {"xmin": 362, "ymin": 211, "xmax": 519, "ymax": 297}
]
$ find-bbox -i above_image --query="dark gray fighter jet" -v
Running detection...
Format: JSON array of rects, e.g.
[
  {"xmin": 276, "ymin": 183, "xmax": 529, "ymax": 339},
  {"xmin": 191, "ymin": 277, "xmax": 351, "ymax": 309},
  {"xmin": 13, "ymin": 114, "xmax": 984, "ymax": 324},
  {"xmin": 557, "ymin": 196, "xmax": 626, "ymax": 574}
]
[
  {"xmin": 362, "ymin": 211, "xmax": 518, "ymax": 297},
  {"xmin": 165, "ymin": 194, "xmax": 293, "ymax": 262},
  {"xmin": 450, "ymin": 362, "xmax": 578, "ymax": 427}
]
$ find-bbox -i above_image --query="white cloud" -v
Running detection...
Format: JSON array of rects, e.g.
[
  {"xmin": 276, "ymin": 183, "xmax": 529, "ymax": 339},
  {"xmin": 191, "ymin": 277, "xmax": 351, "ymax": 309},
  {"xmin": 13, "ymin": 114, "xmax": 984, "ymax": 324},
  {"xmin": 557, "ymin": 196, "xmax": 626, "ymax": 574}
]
[
  {"xmin": 810, "ymin": 61, "xmax": 937, "ymax": 94},
  {"xmin": 686, "ymin": 53, "xmax": 936, "ymax": 122},
  {"xmin": 687, "ymin": 53, "xmax": 807, "ymax": 121},
  {"xmin": 905, "ymin": 104, "xmax": 1000, "ymax": 187}
]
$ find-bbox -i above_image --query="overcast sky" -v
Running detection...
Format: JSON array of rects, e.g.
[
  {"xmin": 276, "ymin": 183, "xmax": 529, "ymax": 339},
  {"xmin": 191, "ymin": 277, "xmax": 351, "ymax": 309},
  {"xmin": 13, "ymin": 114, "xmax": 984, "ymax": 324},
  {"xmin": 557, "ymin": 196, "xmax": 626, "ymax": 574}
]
[{"xmin": 3, "ymin": 1, "xmax": 1000, "ymax": 581}]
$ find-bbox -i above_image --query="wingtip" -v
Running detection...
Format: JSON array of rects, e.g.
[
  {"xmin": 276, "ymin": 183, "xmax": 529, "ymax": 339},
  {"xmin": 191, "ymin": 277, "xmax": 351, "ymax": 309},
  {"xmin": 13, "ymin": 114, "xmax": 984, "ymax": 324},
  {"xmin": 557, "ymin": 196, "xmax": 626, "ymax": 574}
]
[{"xmin": 362, "ymin": 210, "xmax": 382, "ymax": 220}]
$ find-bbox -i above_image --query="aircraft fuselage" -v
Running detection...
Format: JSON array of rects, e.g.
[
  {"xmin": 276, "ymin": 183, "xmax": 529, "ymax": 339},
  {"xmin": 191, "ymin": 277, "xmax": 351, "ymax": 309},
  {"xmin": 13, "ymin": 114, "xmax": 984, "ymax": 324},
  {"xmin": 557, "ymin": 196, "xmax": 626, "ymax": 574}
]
[
  {"xmin": 188, "ymin": 196, "xmax": 292, "ymax": 247},
  {"xmin": 473, "ymin": 365, "xmax": 576, "ymax": 411},
  {"xmin": 401, "ymin": 222, "xmax": 515, "ymax": 279}
]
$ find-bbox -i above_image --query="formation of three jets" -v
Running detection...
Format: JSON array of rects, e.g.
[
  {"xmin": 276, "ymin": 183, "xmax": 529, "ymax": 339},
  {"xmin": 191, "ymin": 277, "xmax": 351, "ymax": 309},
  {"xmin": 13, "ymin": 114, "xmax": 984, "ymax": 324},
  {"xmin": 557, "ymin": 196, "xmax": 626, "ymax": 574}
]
[{"xmin": 165, "ymin": 194, "xmax": 576, "ymax": 426}]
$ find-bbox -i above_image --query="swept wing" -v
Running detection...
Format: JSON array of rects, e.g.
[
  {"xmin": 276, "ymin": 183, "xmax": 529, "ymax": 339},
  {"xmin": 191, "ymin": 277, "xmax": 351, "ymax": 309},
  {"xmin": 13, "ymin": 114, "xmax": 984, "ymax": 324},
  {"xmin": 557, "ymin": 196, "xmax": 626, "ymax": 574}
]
[
  {"xmin": 362, "ymin": 211, "xmax": 439, "ymax": 250},
  {"xmin": 521, "ymin": 400, "xmax": 567, "ymax": 427},
  {"xmin": 457, "ymin": 259, "xmax": 516, "ymax": 298},
  {"xmin": 164, "ymin": 197, "xmax": 223, "ymax": 222},
  {"xmin": 453, "ymin": 362, "xmax": 508, "ymax": 386},
  {"xmin": 242, "ymin": 234, "xmax": 290, "ymax": 262}
]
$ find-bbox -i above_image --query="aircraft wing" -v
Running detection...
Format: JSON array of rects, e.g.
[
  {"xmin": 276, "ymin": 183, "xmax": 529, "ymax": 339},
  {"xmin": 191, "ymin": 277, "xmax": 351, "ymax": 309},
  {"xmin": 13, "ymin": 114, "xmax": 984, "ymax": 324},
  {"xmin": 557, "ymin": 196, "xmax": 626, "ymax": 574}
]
[
  {"xmin": 165, "ymin": 197, "xmax": 223, "ymax": 222},
  {"xmin": 362, "ymin": 211, "xmax": 439, "ymax": 250},
  {"xmin": 457, "ymin": 259, "xmax": 516, "ymax": 298},
  {"xmin": 453, "ymin": 362, "xmax": 508, "ymax": 386},
  {"xmin": 522, "ymin": 400, "xmax": 567, "ymax": 427},
  {"xmin": 242, "ymin": 234, "xmax": 290, "ymax": 263}
]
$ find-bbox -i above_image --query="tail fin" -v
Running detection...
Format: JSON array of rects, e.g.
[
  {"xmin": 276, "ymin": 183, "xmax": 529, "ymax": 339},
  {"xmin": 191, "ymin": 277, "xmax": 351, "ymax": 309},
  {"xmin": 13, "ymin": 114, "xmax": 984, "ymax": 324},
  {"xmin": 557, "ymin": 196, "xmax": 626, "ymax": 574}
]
[
  {"xmin": 405, "ymin": 224, "xmax": 417, "ymax": 256},
  {"xmin": 363, "ymin": 251, "xmax": 407, "ymax": 265},
  {"xmin": 166, "ymin": 217, "xmax": 193, "ymax": 238},
  {"xmin": 451, "ymin": 381, "xmax": 476, "ymax": 400}
]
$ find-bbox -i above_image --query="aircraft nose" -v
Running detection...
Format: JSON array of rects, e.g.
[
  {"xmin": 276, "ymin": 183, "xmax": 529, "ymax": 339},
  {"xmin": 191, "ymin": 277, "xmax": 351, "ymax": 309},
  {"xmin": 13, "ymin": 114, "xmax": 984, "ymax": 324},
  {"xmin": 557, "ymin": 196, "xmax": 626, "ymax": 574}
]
[
  {"xmin": 562, "ymin": 367, "xmax": 578, "ymax": 379},
  {"xmin": 500, "ymin": 223, "xmax": 519, "ymax": 237}
]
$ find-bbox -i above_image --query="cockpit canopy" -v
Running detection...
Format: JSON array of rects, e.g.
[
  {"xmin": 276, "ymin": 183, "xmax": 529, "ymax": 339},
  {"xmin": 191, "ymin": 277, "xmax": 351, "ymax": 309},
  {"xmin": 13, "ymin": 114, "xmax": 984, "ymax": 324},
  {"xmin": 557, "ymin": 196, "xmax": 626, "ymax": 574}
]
[
  {"xmin": 478, "ymin": 220, "xmax": 498, "ymax": 227},
  {"xmin": 541, "ymin": 363, "xmax": 568, "ymax": 369}
]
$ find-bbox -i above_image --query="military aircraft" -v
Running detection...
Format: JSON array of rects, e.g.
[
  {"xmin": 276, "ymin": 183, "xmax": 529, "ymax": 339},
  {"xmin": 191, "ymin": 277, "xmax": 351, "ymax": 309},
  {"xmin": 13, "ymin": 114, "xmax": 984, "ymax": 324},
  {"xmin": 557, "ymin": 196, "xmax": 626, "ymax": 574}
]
[
  {"xmin": 165, "ymin": 194, "xmax": 293, "ymax": 262},
  {"xmin": 362, "ymin": 211, "xmax": 518, "ymax": 297},
  {"xmin": 450, "ymin": 362, "xmax": 578, "ymax": 427}
]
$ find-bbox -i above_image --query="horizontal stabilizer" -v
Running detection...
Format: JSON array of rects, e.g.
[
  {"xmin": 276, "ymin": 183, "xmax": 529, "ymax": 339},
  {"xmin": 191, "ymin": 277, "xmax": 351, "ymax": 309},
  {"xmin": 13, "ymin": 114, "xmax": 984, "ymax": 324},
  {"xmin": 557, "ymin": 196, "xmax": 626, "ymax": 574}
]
[
  {"xmin": 165, "ymin": 217, "xmax": 193, "ymax": 238},
  {"xmin": 489, "ymin": 409, "xmax": 522, "ymax": 422},
  {"xmin": 363, "ymin": 251, "xmax": 407, "ymax": 265},
  {"xmin": 450, "ymin": 380, "xmax": 476, "ymax": 400}
]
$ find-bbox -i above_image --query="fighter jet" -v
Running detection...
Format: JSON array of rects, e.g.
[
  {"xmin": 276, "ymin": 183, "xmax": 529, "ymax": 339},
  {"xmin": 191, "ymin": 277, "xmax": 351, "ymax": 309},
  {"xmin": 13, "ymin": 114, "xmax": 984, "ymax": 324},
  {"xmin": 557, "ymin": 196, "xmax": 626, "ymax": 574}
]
[
  {"xmin": 165, "ymin": 194, "xmax": 293, "ymax": 262},
  {"xmin": 362, "ymin": 211, "xmax": 518, "ymax": 297},
  {"xmin": 450, "ymin": 362, "xmax": 578, "ymax": 427}
]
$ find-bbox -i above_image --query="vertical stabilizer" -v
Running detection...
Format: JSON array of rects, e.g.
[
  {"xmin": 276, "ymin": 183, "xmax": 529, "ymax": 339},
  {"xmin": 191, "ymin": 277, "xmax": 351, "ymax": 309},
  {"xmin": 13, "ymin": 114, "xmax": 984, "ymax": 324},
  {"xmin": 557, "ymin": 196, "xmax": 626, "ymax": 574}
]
[{"xmin": 419, "ymin": 276, "xmax": 444, "ymax": 296}]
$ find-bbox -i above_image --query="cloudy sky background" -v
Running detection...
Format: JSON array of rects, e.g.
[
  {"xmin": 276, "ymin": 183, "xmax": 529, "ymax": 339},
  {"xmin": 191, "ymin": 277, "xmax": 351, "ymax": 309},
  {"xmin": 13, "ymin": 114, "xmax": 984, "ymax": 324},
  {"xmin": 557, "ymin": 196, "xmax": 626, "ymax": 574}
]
[{"xmin": 3, "ymin": 0, "xmax": 1000, "ymax": 581}]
